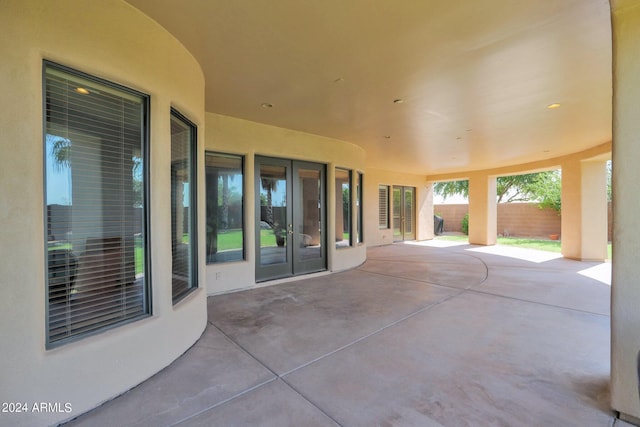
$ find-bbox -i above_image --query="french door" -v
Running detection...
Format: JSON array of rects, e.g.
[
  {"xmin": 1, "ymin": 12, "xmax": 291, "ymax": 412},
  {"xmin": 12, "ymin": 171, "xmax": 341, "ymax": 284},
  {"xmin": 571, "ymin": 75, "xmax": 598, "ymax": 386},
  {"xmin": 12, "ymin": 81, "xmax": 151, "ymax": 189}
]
[
  {"xmin": 255, "ymin": 156, "xmax": 326, "ymax": 281},
  {"xmin": 393, "ymin": 186, "xmax": 416, "ymax": 241}
]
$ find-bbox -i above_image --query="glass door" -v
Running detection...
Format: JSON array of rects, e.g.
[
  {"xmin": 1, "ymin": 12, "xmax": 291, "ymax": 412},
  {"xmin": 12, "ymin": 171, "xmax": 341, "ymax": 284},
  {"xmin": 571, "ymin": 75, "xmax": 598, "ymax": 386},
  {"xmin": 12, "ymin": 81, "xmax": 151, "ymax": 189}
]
[
  {"xmin": 256, "ymin": 158, "xmax": 291, "ymax": 281},
  {"xmin": 255, "ymin": 157, "xmax": 326, "ymax": 281},
  {"xmin": 292, "ymin": 161, "xmax": 326, "ymax": 275},
  {"xmin": 393, "ymin": 186, "xmax": 416, "ymax": 242}
]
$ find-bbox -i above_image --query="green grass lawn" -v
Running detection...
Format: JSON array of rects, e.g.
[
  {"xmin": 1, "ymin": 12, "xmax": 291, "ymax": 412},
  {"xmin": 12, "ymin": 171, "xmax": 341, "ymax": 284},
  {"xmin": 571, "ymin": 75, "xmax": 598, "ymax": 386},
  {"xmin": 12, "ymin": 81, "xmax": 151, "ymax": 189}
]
[
  {"xmin": 260, "ymin": 229, "xmax": 277, "ymax": 247},
  {"xmin": 435, "ymin": 235, "xmax": 612, "ymax": 259},
  {"xmin": 217, "ymin": 229, "xmax": 246, "ymax": 250}
]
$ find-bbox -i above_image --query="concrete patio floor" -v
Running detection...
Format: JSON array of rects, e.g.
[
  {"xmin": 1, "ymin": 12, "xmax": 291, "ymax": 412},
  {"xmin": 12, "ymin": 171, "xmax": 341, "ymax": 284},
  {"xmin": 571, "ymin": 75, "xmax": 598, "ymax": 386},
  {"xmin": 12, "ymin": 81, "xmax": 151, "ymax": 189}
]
[{"xmin": 65, "ymin": 241, "xmax": 632, "ymax": 427}]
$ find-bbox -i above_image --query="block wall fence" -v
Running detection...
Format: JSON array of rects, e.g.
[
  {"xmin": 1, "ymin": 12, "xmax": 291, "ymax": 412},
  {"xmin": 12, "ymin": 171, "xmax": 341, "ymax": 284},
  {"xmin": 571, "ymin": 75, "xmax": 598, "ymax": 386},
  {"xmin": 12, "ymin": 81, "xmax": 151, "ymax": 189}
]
[{"xmin": 434, "ymin": 202, "xmax": 613, "ymax": 241}]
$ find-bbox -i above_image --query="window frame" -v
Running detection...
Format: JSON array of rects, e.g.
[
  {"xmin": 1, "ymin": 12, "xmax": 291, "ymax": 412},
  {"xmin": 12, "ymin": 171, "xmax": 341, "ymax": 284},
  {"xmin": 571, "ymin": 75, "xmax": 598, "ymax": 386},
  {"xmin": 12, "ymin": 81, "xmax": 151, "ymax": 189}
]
[
  {"xmin": 356, "ymin": 171, "xmax": 364, "ymax": 244},
  {"xmin": 205, "ymin": 151, "xmax": 245, "ymax": 264},
  {"xmin": 335, "ymin": 167, "xmax": 352, "ymax": 249},
  {"xmin": 43, "ymin": 60, "xmax": 152, "ymax": 348},
  {"xmin": 170, "ymin": 108, "xmax": 198, "ymax": 304}
]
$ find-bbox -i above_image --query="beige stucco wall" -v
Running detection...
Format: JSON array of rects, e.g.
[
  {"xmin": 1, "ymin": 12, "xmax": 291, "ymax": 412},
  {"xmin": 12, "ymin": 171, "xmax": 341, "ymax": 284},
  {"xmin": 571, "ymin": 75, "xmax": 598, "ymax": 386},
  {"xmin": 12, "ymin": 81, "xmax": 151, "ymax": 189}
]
[
  {"xmin": 205, "ymin": 113, "xmax": 367, "ymax": 294},
  {"xmin": 611, "ymin": 0, "xmax": 640, "ymax": 422},
  {"xmin": 0, "ymin": 1, "xmax": 207, "ymax": 426},
  {"xmin": 364, "ymin": 169, "xmax": 434, "ymax": 247}
]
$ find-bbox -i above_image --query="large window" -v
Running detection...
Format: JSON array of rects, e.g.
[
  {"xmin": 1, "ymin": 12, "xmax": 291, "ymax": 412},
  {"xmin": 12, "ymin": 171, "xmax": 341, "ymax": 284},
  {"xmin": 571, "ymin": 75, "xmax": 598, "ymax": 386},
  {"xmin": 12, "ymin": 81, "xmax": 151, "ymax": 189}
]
[
  {"xmin": 170, "ymin": 109, "xmax": 198, "ymax": 303},
  {"xmin": 44, "ymin": 62, "xmax": 150, "ymax": 347},
  {"xmin": 205, "ymin": 152, "xmax": 244, "ymax": 263},
  {"xmin": 335, "ymin": 168, "xmax": 351, "ymax": 248}
]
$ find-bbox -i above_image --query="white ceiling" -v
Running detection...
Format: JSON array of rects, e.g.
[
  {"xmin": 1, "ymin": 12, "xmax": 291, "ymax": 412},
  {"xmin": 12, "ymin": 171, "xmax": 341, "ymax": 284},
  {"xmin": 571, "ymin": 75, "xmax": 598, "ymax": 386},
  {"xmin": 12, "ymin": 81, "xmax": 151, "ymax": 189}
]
[{"xmin": 126, "ymin": 0, "xmax": 612, "ymax": 175}]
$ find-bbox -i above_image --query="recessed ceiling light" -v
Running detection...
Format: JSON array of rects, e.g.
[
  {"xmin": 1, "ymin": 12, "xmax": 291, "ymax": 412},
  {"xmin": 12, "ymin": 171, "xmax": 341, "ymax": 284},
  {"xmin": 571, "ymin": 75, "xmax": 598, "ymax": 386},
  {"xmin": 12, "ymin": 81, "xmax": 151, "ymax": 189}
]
[
  {"xmin": 393, "ymin": 99, "xmax": 404, "ymax": 104},
  {"xmin": 333, "ymin": 77, "xmax": 344, "ymax": 83},
  {"xmin": 75, "ymin": 87, "xmax": 90, "ymax": 95},
  {"xmin": 547, "ymin": 103, "xmax": 561, "ymax": 109},
  {"xmin": 384, "ymin": 135, "xmax": 391, "ymax": 139},
  {"xmin": 261, "ymin": 103, "xmax": 273, "ymax": 108}
]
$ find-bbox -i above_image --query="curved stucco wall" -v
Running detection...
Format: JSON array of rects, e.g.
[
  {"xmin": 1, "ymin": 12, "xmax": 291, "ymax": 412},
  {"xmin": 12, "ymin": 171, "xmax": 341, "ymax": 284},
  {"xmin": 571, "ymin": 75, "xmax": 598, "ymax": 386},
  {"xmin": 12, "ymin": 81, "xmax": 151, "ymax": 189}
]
[
  {"xmin": 611, "ymin": 0, "xmax": 640, "ymax": 422},
  {"xmin": 206, "ymin": 113, "xmax": 367, "ymax": 294},
  {"xmin": 0, "ymin": 2, "xmax": 207, "ymax": 426}
]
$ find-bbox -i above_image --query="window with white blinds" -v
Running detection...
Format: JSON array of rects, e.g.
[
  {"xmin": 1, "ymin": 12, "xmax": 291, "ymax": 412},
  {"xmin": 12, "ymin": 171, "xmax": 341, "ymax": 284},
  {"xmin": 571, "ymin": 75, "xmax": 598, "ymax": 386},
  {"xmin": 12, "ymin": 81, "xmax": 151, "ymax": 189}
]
[
  {"xmin": 44, "ymin": 62, "xmax": 150, "ymax": 347},
  {"xmin": 170, "ymin": 109, "xmax": 198, "ymax": 303},
  {"xmin": 379, "ymin": 185, "xmax": 390, "ymax": 229}
]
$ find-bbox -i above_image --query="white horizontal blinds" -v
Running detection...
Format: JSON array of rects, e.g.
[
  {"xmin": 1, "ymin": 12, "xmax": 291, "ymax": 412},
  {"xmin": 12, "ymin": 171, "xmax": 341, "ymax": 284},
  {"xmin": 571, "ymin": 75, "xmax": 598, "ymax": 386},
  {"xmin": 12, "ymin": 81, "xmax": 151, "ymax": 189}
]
[
  {"xmin": 171, "ymin": 111, "xmax": 196, "ymax": 302},
  {"xmin": 45, "ymin": 63, "xmax": 149, "ymax": 346},
  {"xmin": 379, "ymin": 185, "xmax": 389, "ymax": 228}
]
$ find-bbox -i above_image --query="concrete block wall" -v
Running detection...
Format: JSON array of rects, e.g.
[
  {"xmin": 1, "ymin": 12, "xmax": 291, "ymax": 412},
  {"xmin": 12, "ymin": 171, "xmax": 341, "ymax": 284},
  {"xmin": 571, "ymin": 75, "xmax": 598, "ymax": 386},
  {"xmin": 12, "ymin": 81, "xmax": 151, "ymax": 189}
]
[
  {"xmin": 496, "ymin": 203, "xmax": 561, "ymax": 238},
  {"xmin": 434, "ymin": 202, "xmax": 612, "ymax": 240}
]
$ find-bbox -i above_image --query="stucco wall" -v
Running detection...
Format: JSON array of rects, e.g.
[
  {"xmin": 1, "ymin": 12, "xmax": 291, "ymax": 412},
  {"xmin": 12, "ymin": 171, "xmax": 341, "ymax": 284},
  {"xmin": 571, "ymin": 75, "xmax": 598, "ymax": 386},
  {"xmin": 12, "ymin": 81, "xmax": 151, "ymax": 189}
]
[
  {"xmin": 436, "ymin": 203, "xmax": 563, "ymax": 237},
  {"xmin": 611, "ymin": 0, "xmax": 640, "ymax": 422},
  {"xmin": 365, "ymin": 169, "xmax": 434, "ymax": 247},
  {"xmin": 436, "ymin": 202, "xmax": 612, "ymax": 240},
  {"xmin": 0, "ymin": 2, "xmax": 207, "ymax": 426},
  {"xmin": 205, "ymin": 113, "xmax": 367, "ymax": 294},
  {"xmin": 434, "ymin": 204, "xmax": 470, "ymax": 234}
]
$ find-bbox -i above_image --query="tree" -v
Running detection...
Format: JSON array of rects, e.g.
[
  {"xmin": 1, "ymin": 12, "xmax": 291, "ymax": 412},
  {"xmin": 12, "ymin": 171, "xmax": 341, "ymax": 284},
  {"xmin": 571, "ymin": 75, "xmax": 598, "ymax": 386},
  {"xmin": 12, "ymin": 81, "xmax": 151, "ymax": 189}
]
[
  {"xmin": 434, "ymin": 171, "xmax": 563, "ymax": 211},
  {"xmin": 433, "ymin": 180, "xmax": 468, "ymax": 200},
  {"xmin": 527, "ymin": 170, "xmax": 562, "ymax": 212},
  {"xmin": 260, "ymin": 178, "xmax": 277, "ymax": 226},
  {"xmin": 496, "ymin": 173, "xmax": 547, "ymax": 203},
  {"xmin": 50, "ymin": 137, "xmax": 71, "ymax": 171}
]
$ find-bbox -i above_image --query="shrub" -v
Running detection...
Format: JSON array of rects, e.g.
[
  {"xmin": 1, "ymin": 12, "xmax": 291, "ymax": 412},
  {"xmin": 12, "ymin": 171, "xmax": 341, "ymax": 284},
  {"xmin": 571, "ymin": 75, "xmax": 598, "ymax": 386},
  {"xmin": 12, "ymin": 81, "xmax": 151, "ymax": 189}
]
[{"xmin": 461, "ymin": 213, "xmax": 469, "ymax": 235}]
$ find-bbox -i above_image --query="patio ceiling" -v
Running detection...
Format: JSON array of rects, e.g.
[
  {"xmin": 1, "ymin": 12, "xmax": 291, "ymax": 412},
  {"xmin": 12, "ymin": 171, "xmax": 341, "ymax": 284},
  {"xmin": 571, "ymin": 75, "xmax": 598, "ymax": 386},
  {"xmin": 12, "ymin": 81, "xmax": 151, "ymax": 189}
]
[{"xmin": 125, "ymin": 0, "xmax": 612, "ymax": 175}]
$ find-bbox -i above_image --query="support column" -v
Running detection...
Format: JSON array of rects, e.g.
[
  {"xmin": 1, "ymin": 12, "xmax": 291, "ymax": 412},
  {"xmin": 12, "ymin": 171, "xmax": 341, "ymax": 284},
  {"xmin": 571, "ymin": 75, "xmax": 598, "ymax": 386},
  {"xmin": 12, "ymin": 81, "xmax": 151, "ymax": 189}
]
[
  {"xmin": 418, "ymin": 181, "xmax": 435, "ymax": 240},
  {"xmin": 561, "ymin": 158, "xmax": 608, "ymax": 261},
  {"xmin": 612, "ymin": 1, "xmax": 640, "ymax": 423},
  {"xmin": 468, "ymin": 173, "xmax": 497, "ymax": 245}
]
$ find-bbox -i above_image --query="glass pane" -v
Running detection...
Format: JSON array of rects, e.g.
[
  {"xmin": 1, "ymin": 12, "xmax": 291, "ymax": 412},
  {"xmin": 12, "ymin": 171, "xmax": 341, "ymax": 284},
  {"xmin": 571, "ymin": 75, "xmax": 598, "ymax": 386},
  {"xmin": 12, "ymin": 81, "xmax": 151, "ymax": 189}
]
[
  {"xmin": 298, "ymin": 168, "xmax": 321, "ymax": 260},
  {"xmin": 336, "ymin": 168, "xmax": 351, "ymax": 248},
  {"xmin": 206, "ymin": 153, "xmax": 243, "ymax": 263},
  {"xmin": 260, "ymin": 165, "xmax": 287, "ymax": 265},
  {"xmin": 404, "ymin": 187, "xmax": 415, "ymax": 239},
  {"xmin": 44, "ymin": 63, "xmax": 148, "ymax": 346},
  {"xmin": 171, "ymin": 111, "xmax": 197, "ymax": 302},
  {"xmin": 393, "ymin": 187, "xmax": 402, "ymax": 241}
]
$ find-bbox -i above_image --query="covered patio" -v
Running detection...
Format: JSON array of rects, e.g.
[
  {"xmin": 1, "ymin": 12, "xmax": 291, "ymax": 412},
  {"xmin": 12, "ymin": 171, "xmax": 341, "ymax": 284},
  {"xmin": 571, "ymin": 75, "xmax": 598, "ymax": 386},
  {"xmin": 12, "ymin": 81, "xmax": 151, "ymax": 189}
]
[{"xmin": 65, "ymin": 242, "xmax": 621, "ymax": 426}]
